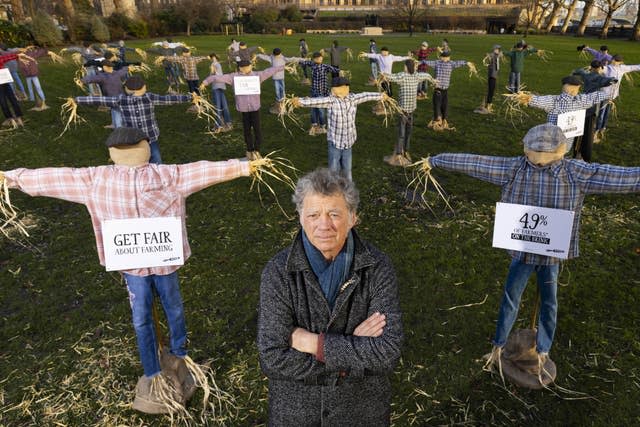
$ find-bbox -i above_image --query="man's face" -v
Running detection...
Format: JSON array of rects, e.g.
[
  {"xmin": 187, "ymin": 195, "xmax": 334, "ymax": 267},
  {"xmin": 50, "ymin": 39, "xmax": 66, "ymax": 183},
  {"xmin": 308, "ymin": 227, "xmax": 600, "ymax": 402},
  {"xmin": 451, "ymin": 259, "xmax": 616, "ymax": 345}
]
[
  {"xmin": 239, "ymin": 64, "xmax": 253, "ymax": 74},
  {"xmin": 331, "ymin": 85, "xmax": 349, "ymax": 98},
  {"xmin": 300, "ymin": 192, "xmax": 355, "ymax": 260}
]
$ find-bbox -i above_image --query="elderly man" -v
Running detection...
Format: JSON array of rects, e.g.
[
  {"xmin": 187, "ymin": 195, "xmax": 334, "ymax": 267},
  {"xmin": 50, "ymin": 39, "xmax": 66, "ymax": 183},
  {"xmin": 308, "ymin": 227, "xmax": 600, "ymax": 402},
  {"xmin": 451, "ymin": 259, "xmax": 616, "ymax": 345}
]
[{"xmin": 258, "ymin": 168, "xmax": 403, "ymax": 426}]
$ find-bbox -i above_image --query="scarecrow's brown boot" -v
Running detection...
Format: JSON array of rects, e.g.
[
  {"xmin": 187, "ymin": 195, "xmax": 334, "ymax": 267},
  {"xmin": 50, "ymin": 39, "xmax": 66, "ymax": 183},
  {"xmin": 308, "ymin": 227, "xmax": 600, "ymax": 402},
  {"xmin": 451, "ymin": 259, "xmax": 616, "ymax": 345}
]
[
  {"xmin": 131, "ymin": 375, "xmax": 176, "ymax": 414},
  {"xmin": 160, "ymin": 350, "xmax": 197, "ymax": 405}
]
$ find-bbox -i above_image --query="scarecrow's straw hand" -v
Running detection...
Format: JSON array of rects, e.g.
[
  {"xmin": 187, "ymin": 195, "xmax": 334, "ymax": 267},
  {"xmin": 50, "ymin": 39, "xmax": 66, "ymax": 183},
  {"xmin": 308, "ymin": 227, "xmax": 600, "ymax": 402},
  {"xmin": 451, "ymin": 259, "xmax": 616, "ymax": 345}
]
[
  {"xmin": 536, "ymin": 49, "xmax": 553, "ymax": 62},
  {"xmin": 153, "ymin": 56, "xmax": 167, "ymax": 67},
  {"xmin": 482, "ymin": 53, "xmax": 491, "ymax": 67},
  {"xmin": 135, "ymin": 48, "xmax": 148, "ymax": 61},
  {"xmin": 257, "ymin": 46, "xmax": 265, "ymax": 54},
  {"xmin": 346, "ymin": 48, "xmax": 353, "ymax": 62},
  {"xmin": 358, "ymin": 52, "xmax": 368, "ymax": 61},
  {"xmin": 467, "ymin": 62, "xmax": 479, "ymax": 79},
  {"xmin": 47, "ymin": 51, "xmax": 66, "ymax": 64},
  {"xmin": 71, "ymin": 52, "xmax": 83, "ymax": 65}
]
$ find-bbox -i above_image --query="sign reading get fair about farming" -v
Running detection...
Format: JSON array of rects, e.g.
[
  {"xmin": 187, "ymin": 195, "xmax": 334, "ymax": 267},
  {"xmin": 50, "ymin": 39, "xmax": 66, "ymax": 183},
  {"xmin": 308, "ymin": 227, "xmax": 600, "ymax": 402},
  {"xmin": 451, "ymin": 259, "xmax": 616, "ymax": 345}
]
[
  {"xmin": 101, "ymin": 217, "xmax": 184, "ymax": 271},
  {"xmin": 492, "ymin": 203, "xmax": 575, "ymax": 259},
  {"xmin": 233, "ymin": 75, "xmax": 261, "ymax": 95}
]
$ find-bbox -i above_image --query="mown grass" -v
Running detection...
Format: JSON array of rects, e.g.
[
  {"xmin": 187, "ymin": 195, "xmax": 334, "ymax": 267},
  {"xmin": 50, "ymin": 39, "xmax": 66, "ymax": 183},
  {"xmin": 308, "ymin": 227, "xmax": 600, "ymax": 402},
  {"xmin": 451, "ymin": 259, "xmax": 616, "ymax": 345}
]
[{"xmin": 1, "ymin": 33, "xmax": 639, "ymax": 425}]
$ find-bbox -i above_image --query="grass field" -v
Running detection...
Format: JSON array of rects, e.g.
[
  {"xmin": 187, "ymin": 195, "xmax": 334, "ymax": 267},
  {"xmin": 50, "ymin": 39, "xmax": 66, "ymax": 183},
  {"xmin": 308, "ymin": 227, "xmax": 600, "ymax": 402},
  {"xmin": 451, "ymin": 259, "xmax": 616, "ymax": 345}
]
[{"xmin": 1, "ymin": 33, "xmax": 639, "ymax": 425}]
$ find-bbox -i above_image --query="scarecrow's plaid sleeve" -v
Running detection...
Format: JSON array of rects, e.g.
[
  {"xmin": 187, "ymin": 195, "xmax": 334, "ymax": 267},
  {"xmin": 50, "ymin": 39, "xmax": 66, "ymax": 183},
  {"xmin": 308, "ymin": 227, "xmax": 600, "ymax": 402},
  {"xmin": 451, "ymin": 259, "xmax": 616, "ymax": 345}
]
[
  {"xmin": 4, "ymin": 159, "xmax": 250, "ymax": 276},
  {"xmin": 420, "ymin": 60, "xmax": 467, "ymax": 89},
  {"xmin": 76, "ymin": 95, "xmax": 120, "ymax": 108},
  {"xmin": 384, "ymin": 72, "xmax": 432, "ymax": 113},
  {"xmin": 430, "ymin": 154, "xmax": 517, "ymax": 186},
  {"xmin": 147, "ymin": 93, "xmax": 192, "ymax": 106},
  {"xmin": 528, "ymin": 91, "xmax": 609, "ymax": 125}
]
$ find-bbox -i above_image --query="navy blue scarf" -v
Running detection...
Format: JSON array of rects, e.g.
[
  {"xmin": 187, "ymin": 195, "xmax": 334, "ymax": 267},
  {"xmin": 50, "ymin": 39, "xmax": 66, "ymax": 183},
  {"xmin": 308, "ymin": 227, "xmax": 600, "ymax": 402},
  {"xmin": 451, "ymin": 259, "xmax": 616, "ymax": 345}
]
[{"xmin": 302, "ymin": 230, "xmax": 354, "ymax": 310}]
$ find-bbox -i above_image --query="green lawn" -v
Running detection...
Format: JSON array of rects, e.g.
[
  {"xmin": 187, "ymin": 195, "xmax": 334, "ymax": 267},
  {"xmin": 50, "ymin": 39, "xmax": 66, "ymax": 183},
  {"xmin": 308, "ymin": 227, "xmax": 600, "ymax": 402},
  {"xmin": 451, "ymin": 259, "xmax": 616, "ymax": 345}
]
[{"xmin": 1, "ymin": 33, "xmax": 639, "ymax": 425}]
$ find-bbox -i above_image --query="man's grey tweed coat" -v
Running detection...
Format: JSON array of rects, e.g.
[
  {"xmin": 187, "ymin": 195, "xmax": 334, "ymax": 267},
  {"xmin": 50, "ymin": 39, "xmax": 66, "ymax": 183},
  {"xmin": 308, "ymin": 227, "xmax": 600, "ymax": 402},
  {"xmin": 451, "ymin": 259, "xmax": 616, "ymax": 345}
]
[{"xmin": 258, "ymin": 230, "xmax": 403, "ymax": 427}]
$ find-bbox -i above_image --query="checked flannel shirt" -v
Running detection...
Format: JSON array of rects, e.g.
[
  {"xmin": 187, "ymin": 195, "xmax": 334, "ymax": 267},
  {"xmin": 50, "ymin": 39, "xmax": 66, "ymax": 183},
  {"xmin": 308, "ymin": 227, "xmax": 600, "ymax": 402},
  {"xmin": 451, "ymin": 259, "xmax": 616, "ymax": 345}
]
[
  {"xmin": 298, "ymin": 92, "xmax": 382, "ymax": 149},
  {"xmin": 383, "ymin": 72, "xmax": 433, "ymax": 113},
  {"xmin": 4, "ymin": 160, "xmax": 250, "ymax": 276},
  {"xmin": 164, "ymin": 55, "xmax": 209, "ymax": 81},
  {"xmin": 528, "ymin": 91, "xmax": 610, "ymax": 125},
  {"xmin": 75, "ymin": 93, "xmax": 192, "ymax": 143},
  {"xmin": 584, "ymin": 47, "xmax": 613, "ymax": 66},
  {"xmin": 420, "ymin": 60, "xmax": 467, "ymax": 89},
  {"xmin": 430, "ymin": 153, "xmax": 640, "ymax": 265},
  {"xmin": 298, "ymin": 61, "xmax": 339, "ymax": 97},
  {"xmin": 603, "ymin": 63, "xmax": 640, "ymax": 99}
]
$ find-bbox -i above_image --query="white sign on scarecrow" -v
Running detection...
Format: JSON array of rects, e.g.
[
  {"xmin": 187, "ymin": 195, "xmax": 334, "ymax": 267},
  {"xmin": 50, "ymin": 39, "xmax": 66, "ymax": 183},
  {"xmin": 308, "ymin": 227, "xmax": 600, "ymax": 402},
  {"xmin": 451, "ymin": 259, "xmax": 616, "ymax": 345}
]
[
  {"xmin": 556, "ymin": 109, "xmax": 586, "ymax": 138},
  {"xmin": 234, "ymin": 75, "xmax": 261, "ymax": 95},
  {"xmin": 492, "ymin": 202, "xmax": 575, "ymax": 259},
  {"xmin": 102, "ymin": 217, "xmax": 184, "ymax": 271},
  {"xmin": 0, "ymin": 68, "xmax": 14, "ymax": 85}
]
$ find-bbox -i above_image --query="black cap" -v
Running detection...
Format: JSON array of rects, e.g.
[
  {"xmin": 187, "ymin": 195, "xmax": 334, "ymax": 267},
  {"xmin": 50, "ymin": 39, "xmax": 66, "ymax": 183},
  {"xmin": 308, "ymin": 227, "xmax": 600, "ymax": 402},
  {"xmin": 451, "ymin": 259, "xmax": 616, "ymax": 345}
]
[
  {"xmin": 515, "ymin": 42, "xmax": 524, "ymax": 48},
  {"xmin": 238, "ymin": 59, "xmax": 251, "ymax": 67},
  {"xmin": 312, "ymin": 51, "xmax": 322, "ymax": 58},
  {"xmin": 590, "ymin": 59, "xmax": 603, "ymax": 69},
  {"xmin": 273, "ymin": 47, "xmax": 281, "ymax": 55},
  {"xmin": 440, "ymin": 51, "xmax": 451, "ymax": 57},
  {"xmin": 600, "ymin": 45, "xmax": 608, "ymax": 51},
  {"xmin": 561, "ymin": 75, "xmax": 583, "ymax": 86},
  {"xmin": 125, "ymin": 76, "xmax": 145, "ymax": 91},
  {"xmin": 105, "ymin": 127, "xmax": 149, "ymax": 147},
  {"xmin": 612, "ymin": 54, "xmax": 623, "ymax": 62},
  {"xmin": 101, "ymin": 60, "xmax": 114, "ymax": 68},
  {"xmin": 380, "ymin": 46, "xmax": 389, "ymax": 52},
  {"xmin": 239, "ymin": 41, "xmax": 246, "ymax": 46},
  {"xmin": 577, "ymin": 44, "xmax": 585, "ymax": 51},
  {"xmin": 331, "ymin": 77, "xmax": 350, "ymax": 87}
]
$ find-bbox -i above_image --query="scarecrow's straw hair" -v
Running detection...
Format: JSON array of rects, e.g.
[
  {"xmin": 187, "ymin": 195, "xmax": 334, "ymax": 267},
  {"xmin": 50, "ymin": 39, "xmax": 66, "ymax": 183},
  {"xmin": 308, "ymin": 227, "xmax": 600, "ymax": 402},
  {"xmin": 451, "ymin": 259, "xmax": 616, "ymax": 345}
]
[
  {"xmin": 58, "ymin": 97, "xmax": 85, "ymax": 138},
  {"xmin": 128, "ymin": 62, "xmax": 152, "ymax": 76},
  {"xmin": 345, "ymin": 48, "xmax": 353, "ymax": 62},
  {"xmin": 71, "ymin": 52, "xmax": 83, "ymax": 66},
  {"xmin": 378, "ymin": 95, "xmax": 404, "ymax": 127},
  {"xmin": 502, "ymin": 90, "xmax": 533, "ymax": 126},
  {"xmin": 0, "ymin": 177, "xmax": 30, "ymax": 239},
  {"xmin": 278, "ymin": 95, "xmax": 305, "ymax": 132},
  {"xmin": 46, "ymin": 50, "xmax": 66, "ymax": 64},
  {"xmin": 406, "ymin": 157, "xmax": 454, "ymax": 214},
  {"xmin": 536, "ymin": 49, "xmax": 553, "ymax": 62},
  {"xmin": 154, "ymin": 55, "xmax": 167, "ymax": 67},
  {"xmin": 249, "ymin": 152, "xmax": 298, "ymax": 219},
  {"xmin": 135, "ymin": 47, "xmax": 148, "ymax": 61}
]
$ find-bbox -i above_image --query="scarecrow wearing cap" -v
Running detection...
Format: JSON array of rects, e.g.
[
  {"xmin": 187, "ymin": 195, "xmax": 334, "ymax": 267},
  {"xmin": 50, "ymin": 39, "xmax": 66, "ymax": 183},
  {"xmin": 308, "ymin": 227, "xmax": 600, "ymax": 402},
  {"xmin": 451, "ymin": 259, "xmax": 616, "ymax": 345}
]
[
  {"xmin": 321, "ymin": 40, "xmax": 351, "ymax": 79},
  {"xmin": 380, "ymin": 59, "xmax": 435, "ymax": 167},
  {"xmin": 296, "ymin": 52, "xmax": 339, "ymax": 136},
  {"xmin": 229, "ymin": 41, "xmax": 262, "ymax": 68},
  {"xmin": 367, "ymin": 38, "xmax": 379, "ymax": 84},
  {"xmin": 256, "ymin": 48, "xmax": 303, "ymax": 114},
  {"xmin": 200, "ymin": 60, "xmax": 285, "ymax": 160},
  {"xmin": 474, "ymin": 44, "xmax": 502, "ymax": 115},
  {"xmin": 0, "ymin": 127, "xmax": 259, "ymax": 414},
  {"xmin": 423, "ymin": 123, "xmax": 640, "ymax": 388},
  {"xmin": 81, "ymin": 60, "xmax": 130, "ymax": 128},
  {"xmin": 412, "ymin": 41, "xmax": 439, "ymax": 99},
  {"xmin": 73, "ymin": 75, "xmax": 193, "ymax": 164},
  {"xmin": 146, "ymin": 41, "xmax": 186, "ymax": 94},
  {"xmin": 513, "ymin": 75, "xmax": 612, "ymax": 153},
  {"xmin": 577, "ymin": 44, "xmax": 612, "ymax": 66},
  {"xmin": 595, "ymin": 54, "xmax": 640, "ymax": 141},
  {"xmin": 503, "ymin": 42, "xmax": 538, "ymax": 93},
  {"xmin": 159, "ymin": 48, "xmax": 209, "ymax": 97},
  {"xmin": 420, "ymin": 51, "xmax": 472, "ymax": 131},
  {"xmin": 359, "ymin": 46, "xmax": 411, "ymax": 98},
  {"xmin": 290, "ymin": 77, "xmax": 386, "ymax": 181},
  {"xmin": 571, "ymin": 61, "xmax": 618, "ymax": 161}
]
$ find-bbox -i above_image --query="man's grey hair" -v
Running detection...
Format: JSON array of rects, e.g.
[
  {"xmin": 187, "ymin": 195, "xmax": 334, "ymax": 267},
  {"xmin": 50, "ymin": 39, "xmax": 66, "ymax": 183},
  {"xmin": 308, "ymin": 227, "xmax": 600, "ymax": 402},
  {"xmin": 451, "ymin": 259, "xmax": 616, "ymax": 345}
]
[{"xmin": 292, "ymin": 168, "xmax": 359, "ymax": 213}]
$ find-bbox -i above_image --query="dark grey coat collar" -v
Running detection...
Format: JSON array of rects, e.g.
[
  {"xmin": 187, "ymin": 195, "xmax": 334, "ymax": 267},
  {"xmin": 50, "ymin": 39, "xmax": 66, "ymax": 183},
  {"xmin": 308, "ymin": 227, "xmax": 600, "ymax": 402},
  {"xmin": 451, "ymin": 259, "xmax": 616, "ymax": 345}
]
[{"xmin": 286, "ymin": 229, "xmax": 376, "ymax": 274}]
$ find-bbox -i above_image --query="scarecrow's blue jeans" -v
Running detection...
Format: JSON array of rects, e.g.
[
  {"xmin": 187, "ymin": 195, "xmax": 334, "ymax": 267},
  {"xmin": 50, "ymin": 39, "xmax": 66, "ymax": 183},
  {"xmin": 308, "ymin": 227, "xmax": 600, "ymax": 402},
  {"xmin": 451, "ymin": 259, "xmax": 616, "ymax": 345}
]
[
  {"xmin": 110, "ymin": 108, "xmax": 123, "ymax": 128},
  {"xmin": 311, "ymin": 107, "xmax": 326, "ymax": 126},
  {"xmin": 328, "ymin": 143, "xmax": 352, "ymax": 181},
  {"xmin": 149, "ymin": 141, "xmax": 162, "ymax": 164},
  {"xmin": 596, "ymin": 101, "xmax": 610, "ymax": 131},
  {"xmin": 212, "ymin": 88, "xmax": 231, "ymax": 126},
  {"xmin": 274, "ymin": 79, "xmax": 285, "ymax": 102},
  {"xmin": 124, "ymin": 271, "xmax": 188, "ymax": 377},
  {"xmin": 508, "ymin": 71, "xmax": 521, "ymax": 93},
  {"xmin": 492, "ymin": 258, "xmax": 559, "ymax": 353}
]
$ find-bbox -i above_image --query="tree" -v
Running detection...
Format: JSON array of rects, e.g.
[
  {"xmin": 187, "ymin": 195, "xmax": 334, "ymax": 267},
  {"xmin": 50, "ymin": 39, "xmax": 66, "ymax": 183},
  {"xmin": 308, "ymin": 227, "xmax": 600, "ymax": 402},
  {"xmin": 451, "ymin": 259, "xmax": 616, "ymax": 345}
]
[
  {"xmin": 595, "ymin": 0, "xmax": 632, "ymax": 38},
  {"xmin": 632, "ymin": 1, "xmax": 640, "ymax": 40},
  {"xmin": 561, "ymin": 0, "xmax": 580, "ymax": 34},
  {"xmin": 389, "ymin": 0, "xmax": 428, "ymax": 37},
  {"xmin": 31, "ymin": 10, "xmax": 63, "ymax": 46},
  {"xmin": 576, "ymin": 0, "xmax": 596, "ymax": 36},
  {"xmin": 544, "ymin": 0, "xmax": 565, "ymax": 33},
  {"xmin": 90, "ymin": 14, "xmax": 110, "ymax": 42}
]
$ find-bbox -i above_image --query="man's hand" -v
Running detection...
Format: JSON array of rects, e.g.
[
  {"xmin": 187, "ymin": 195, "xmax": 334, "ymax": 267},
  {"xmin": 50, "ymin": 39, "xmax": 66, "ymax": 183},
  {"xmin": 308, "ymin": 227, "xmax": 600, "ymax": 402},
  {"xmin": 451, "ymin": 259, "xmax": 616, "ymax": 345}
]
[
  {"xmin": 290, "ymin": 327, "xmax": 319, "ymax": 354},
  {"xmin": 353, "ymin": 312, "xmax": 386, "ymax": 337}
]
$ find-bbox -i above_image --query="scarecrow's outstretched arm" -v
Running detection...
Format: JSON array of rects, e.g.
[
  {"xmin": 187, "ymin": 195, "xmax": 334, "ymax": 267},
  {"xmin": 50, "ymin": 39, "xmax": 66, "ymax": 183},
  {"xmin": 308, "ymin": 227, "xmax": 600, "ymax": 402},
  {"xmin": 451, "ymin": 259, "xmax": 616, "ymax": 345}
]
[
  {"xmin": 429, "ymin": 153, "xmax": 517, "ymax": 186},
  {"xmin": 2, "ymin": 167, "xmax": 93, "ymax": 204},
  {"xmin": 175, "ymin": 159, "xmax": 251, "ymax": 196}
]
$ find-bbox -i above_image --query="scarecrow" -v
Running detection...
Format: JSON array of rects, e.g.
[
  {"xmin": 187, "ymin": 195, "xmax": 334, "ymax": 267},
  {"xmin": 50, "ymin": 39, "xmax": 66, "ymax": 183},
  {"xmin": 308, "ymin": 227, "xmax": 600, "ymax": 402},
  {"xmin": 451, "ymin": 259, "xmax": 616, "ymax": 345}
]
[
  {"xmin": 506, "ymin": 75, "xmax": 612, "ymax": 153},
  {"xmin": 358, "ymin": 46, "xmax": 411, "ymax": 106},
  {"xmin": 62, "ymin": 42, "xmax": 105, "ymax": 96},
  {"xmin": 159, "ymin": 48, "xmax": 209, "ymax": 99},
  {"xmin": 416, "ymin": 123, "xmax": 640, "ymax": 388},
  {"xmin": 70, "ymin": 75, "xmax": 194, "ymax": 164},
  {"xmin": 146, "ymin": 41, "xmax": 187, "ymax": 94},
  {"xmin": 16, "ymin": 45, "xmax": 60, "ymax": 112},
  {"xmin": 571, "ymin": 61, "xmax": 618, "ymax": 162},
  {"xmin": 289, "ymin": 77, "xmax": 388, "ymax": 181},
  {"xmin": 380, "ymin": 59, "xmax": 436, "ymax": 167},
  {"xmin": 577, "ymin": 44, "xmax": 612, "ymax": 66},
  {"xmin": 0, "ymin": 127, "xmax": 295, "ymax": 415},
  {"xmin": 297, "ymin": 52, "xmax": 339, "ymax": 136},
  {"xmin": 503, "ymin": 42, "xmax": 540, "ymax": 93},
  {"xmin": 474, "ymin": 44, "xmax": 502, "ymax": 114},
  {"xmin": 321, "ymin": 40, "xmax": 352, "ymax": 78},
  {"xmin": 596, "ymin": 54, "xmax": 640, "ymax": 142},
  {"xmin": 298, "ymin": 38, "xmax": 311, "ymax": 85},
  {"xmin": 200, "ymin": 60, "xmax": 285, "ymax": 160},
  {"xmin": 412, "ymin": 41, "xmax": 439, "ymax": 99},
  {"xmin": 420, "ymin": 51, "xmax": 476, "ymax": 131},
  {"xmin": 206, "ymin": 53, "xmax": 233, "ymax": 133},
  {"xmin": 81, "ymin": 60, "xmax": 130, "ymax": 128},
  {"xmin": 0, "ymin": 50, "xmax": 30, "ymax": 128},
  {"xmin": 228, "ymin": 41, "xmax": 262, "ymax": 68},
  {"xmin": 367, "ymin": 38, "xmax": 378, "ymax": 84},
  {"xmin": 256, "ymin": 48, "xmax": 302, "ymax": 114}
]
